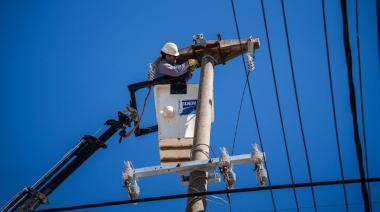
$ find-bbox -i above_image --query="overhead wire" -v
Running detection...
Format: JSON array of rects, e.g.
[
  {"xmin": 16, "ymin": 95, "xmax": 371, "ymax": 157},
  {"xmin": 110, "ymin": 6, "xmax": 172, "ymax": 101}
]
[
  {"xmin": 259, "ymin": 0, "xmax": 300, "ymax": 211},
  {"xmin": 229, "ymin": 0, "xmax": 277, "ymax": 211},
  {"xmin": 340, "ymin": 0, "xmax": 371, "ymax": 211},
  {"xmin": 378, "ymin": 0, "xmax": 380, "ymax": 69},
  {"xmin": 279, "ymin": 0, "xmax": 318, "ymax": 211},
  {"xmin": 255, "ymin": 201, "xmax": 380, "ymax": 212},
  {"xmin": 355, "ymin": 0, "xmax": 373, "ymax": 210},
  {"xmin": 320, "ymin": 0, "xmax": 349, "ymax": 211},
  {"xmin": 37, "ymin": 177, "xmax": 380, "ymax": 212},
  {"xmin": 231, "ymin": 78, "xmax": 249, "ymax": 156}
]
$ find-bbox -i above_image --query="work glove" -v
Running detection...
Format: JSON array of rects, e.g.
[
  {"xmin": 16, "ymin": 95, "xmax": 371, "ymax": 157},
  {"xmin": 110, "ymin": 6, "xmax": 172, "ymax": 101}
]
[
  {"xmin": 188, "ymin": 59, "xmax": 200, "ymax": 72},
  {"xmin": 184, "ymin": 71, "xmax": 192, "ymax": 81}
]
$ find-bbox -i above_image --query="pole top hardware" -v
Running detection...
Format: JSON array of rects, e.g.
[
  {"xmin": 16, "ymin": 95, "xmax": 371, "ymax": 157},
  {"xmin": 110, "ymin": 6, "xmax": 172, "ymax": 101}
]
[{"xmin": 175, "ymin": 33, "xmax": 260, "ymax": 66}]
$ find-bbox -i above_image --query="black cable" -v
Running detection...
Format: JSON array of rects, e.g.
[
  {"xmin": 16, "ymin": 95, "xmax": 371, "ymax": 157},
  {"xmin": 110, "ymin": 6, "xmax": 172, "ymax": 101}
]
[
  {"xmin": 259, "ymin": 1, "xmax": 300, "ymax": 212},
  {"xmin": 321, "ymin": 0, "xmax": 349, "ymax": 211},
  {"xmin": 229, "ymin": 0, "xmax": 277, "ymax": 211},
  {"xmin": 37, "ymin": 178, "xmax": 380, "ymax": 212},
  {"xmin": 377, "ymin": 0, "xmax": 380, "ymax": 69},
  {"xmin": 340, "ymin": 0, "xmax": 371, "ymax": 211},
  {"xmin": 231, "ymin": 76, "xmax": 248, "ymax": 155},
  {"xmin": 226, "ymin": 187, "xmax": 232, "ymax": 212},
  {"xmin": 229, "ymin": 0, "xmax": 261, "ymax": 156},
  {"xmin": 255, "ymin": 202, "xmax": 380, "ymax": 212},
  {"xmin": 279, "ymin": 1, "xmax": 318, "ymax": 211},
  {"xmin": 355, "ymin": 0, "xmax": 372, "ymax": 210}
]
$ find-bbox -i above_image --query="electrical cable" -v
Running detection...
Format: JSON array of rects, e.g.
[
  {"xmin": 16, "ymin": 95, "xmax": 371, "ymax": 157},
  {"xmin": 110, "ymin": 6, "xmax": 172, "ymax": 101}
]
[
  {"xmin": 226, "ymin": 189, "xmax": 232, "ymax": 212},
  {"xmin": 321, "ymin": 0, "xmax": 349, "ymax": 211},
  {"xmin": 279, "ymin": 0, "xmax": 318, "ymax": 211},
  {"xmin": 255, "ymin": 201, "xmax": 380, "ymax": 212},
  {"xmin": 377, "ymin": 0, "xmax": 380, "ymax": 70},
  {"xmin": 37, "ymin": 177, "xmax": 380, "ymax": 212},
  {"xmin": 231, "ymin": 77, "xmax": 248, "ymax": 156},
  {"xmin": 229, "ymin": 0, "xmax": 277, "ymax": 211},
  {"xmin": 355, "ymin": 0, "xmax": 373, "ymax": 210},
  {"xmin": 340, "ymin": 0, "xmax": 371, "ymax": 211},
  {"xmin": 260, "ymin": 0, "xmax": 301, "ymax": 211}
]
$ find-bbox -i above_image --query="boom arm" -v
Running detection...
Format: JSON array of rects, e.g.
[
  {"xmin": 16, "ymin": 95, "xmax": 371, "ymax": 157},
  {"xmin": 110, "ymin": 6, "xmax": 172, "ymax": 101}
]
[{"xmin": 2, "ymin": 111, "xmax": 134, "ymax": 212}]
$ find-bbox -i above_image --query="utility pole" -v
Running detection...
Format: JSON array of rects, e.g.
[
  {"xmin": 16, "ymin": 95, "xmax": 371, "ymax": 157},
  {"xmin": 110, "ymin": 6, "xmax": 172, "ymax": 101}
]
[{"xmin": 186, "ymin": 55, "xmax": 215, "ymax": 212}]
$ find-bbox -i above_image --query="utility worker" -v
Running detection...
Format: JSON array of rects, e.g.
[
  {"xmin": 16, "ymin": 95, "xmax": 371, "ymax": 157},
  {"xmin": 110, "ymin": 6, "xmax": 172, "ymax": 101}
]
[{"xmin": 153, "ymin": 42, "xmax": 199, "ymax": 80}]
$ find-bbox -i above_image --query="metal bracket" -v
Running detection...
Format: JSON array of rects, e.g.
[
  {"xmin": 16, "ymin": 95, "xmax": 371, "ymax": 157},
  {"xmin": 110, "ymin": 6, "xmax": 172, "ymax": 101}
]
[
  {"xmin": 180, "ymin": 172, "xmax": 221, "ymax": 185},
  {"xmin": 216, "ymin": 33, "xmax": 226, "ymax": 65},
  {"xmin": 192, "ymin": 33, "xmax": 207, "ymax": 47}
]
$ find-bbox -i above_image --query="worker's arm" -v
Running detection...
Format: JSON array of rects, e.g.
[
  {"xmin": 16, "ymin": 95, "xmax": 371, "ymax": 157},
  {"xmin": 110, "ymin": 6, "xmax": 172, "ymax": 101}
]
[{"xmin": 157, "ymin": 61, "xmax": 190, "ymax": 77}]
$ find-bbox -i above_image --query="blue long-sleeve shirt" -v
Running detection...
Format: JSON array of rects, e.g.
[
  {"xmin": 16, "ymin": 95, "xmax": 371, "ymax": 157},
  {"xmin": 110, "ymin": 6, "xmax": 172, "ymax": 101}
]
[{"xmin": 153, "ymin": 59, "xmax": 190, "ymax": 79}]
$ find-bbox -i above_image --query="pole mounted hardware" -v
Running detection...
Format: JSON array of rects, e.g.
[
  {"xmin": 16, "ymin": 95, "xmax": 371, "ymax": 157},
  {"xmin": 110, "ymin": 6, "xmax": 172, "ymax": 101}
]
[{"xmin": 122, "ymin": 144, "xmax": 267, "ymax": 200}]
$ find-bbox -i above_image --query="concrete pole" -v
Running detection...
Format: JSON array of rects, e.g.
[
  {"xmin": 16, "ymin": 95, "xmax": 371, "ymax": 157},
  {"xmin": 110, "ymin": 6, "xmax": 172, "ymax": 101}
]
[{"xmin": 186, "ymin": 55, "xmax": 215, "ymax": 212}]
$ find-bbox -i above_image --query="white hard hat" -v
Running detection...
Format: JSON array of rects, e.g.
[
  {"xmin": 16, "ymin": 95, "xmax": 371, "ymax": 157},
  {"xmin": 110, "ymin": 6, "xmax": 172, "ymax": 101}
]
[{"xmin": 161, "ymin": 42, "xmax": 180, "ymax": 56}]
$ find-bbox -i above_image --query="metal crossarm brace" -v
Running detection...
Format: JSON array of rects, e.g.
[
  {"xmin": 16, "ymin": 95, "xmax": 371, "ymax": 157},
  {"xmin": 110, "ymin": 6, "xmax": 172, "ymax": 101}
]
[
  {"xmin": 131, "ymin": 154, "xmax": 251, "ymax": 178},
  {"xmin": 122, "ymin": 144, "xmax": 268, "ymax": 199}
]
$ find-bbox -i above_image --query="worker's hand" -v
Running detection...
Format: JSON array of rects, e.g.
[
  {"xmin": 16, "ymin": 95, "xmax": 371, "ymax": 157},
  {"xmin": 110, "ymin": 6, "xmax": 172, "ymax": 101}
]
[
  {"xmin": 188, "ymin": 59, "xmax": 200, "ymax": 72},
  {"xmin": 184, "ymin": 71, "xmax": 192, "ymax": 81}
]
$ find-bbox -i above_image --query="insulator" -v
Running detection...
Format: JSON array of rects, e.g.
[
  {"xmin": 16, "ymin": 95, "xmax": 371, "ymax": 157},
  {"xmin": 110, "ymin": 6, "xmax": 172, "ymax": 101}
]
[
  {"xmin": 219, "ymin": 147, "xmax": 231, "ymax": 167},
  {"xmin": 226, "ymin": 168, "xmax": 236, "ymax": 188},
  {"xmin": 123, "ymin": 161, "xmax": 135, "ymax": 181},
  {"xmin": 247, "ymin": 37, "xmax": 255, "ymax": 72},
  {"xmin": 128, "ymin": 180, "xmax": 140, "ymax": 200},
  {"xmin": 256, "ymin": 165, "xmax": 267, "ymax": 187},
  {"xmin": 251, "ymin": 144, "xmax": 265, "ymax": 166},
  {"xmin": 247, "ymin": 54, "xmax": 255, "ymax": 71}
]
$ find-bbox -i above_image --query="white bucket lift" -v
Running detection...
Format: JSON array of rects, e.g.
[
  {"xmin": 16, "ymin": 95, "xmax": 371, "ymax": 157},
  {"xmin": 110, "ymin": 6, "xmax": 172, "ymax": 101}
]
[{"xmin": 153, "ymin": 84, "xmax": 214, "ymax": 165}]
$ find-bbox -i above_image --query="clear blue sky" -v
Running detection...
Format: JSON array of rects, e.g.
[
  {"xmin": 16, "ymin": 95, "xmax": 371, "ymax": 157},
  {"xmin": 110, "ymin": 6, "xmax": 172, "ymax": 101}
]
[{"xmin": 1, "ymin": 0, "xmax": 379, "ymax": 211}]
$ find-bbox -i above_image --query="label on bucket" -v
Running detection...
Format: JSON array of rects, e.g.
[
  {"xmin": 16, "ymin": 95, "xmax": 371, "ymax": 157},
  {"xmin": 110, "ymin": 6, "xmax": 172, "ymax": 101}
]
[{"xmin": 179, "ymin": 99, "xmax": 197, "ymax": 115}]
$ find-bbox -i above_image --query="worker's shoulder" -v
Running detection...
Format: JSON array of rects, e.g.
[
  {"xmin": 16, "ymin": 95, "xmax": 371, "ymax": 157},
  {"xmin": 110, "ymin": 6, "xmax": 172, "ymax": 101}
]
[{"xmin": 158, "ymin": 60, "xmax": 172, "ymax": 68}]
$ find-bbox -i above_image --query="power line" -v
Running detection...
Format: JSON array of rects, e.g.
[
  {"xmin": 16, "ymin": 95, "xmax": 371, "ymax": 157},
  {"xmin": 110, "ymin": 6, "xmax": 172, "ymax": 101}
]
[
  {"xmin": 321, "ymin": 0, "xmax": 349, "ymax": 211},
  {"xmin": 231, "ymin": 77, "xmax": 248, "ymax": 155},
  {"xmin": 377, "ymin": 0, "xmax": 380, "ymax": 70},
  {"xmin": 340, "ymin": 0, "xmax": 371, "ymax": 211},
  {"xmin": 259, "ymin": 0, "xmax": 300, "ymax": 212},
  {"xmin": 279, "ymin": 0, "xmax": 318, "ymax": 211},
  {"xmin": 37, "ymin": 178, "xmax": 380, "ymax": 212},
  {"xmin": 355, "ymin": 0, "xmax": 372, "ymax": 210},
  {"xmin": 255, "ymin": 201, "xmax": 380, "ymax": 212},
  {"xmin": 229, "ymin": 0, "xmax": 277, "ymax": 211}
]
